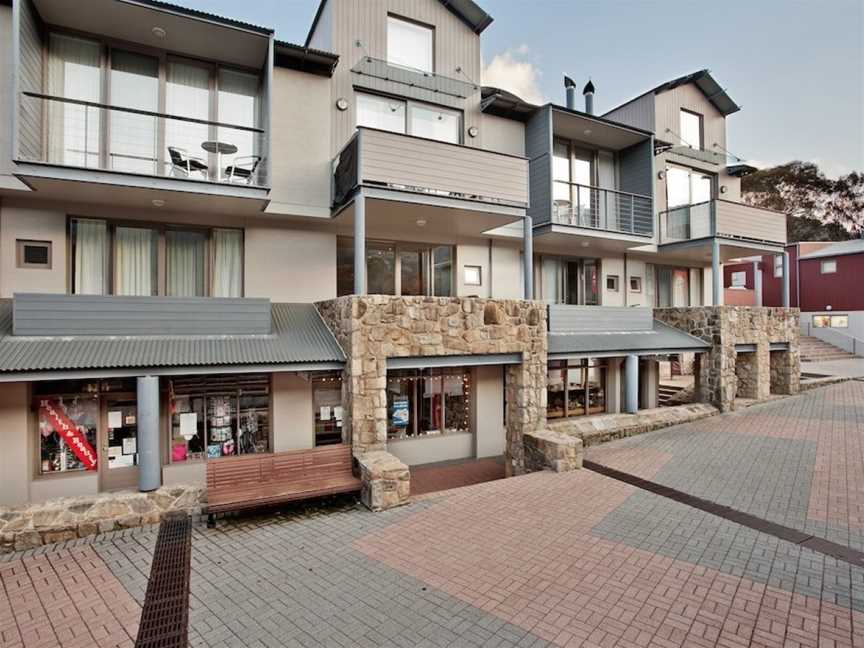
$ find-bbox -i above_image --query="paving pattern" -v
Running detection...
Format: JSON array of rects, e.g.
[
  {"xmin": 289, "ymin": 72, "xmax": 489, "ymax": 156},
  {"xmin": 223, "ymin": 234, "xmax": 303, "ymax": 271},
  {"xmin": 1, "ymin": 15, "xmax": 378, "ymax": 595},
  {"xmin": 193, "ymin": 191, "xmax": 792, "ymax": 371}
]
[{"xmin": 1, "ymin": 381, "xmax": 862, "ymax": 648}]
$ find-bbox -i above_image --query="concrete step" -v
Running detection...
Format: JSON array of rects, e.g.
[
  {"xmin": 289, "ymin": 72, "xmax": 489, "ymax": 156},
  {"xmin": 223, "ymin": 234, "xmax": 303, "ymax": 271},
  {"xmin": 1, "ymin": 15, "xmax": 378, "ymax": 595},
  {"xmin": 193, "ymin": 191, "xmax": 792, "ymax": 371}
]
[{"xmin": 799, "ymin": 336, "xmax": 855, "ymax": 362}]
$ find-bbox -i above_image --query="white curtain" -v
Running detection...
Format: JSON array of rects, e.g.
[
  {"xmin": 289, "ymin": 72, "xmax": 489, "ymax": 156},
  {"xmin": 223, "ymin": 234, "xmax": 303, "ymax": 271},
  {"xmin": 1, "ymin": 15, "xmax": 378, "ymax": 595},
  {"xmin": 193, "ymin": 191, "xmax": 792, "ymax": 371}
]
[
  {"xmin": 114, "ymin": 227, "xmax": 154, "ymax": 296},
  {"xmin": 166, "ymin": 62, "xmax": 210, "ymax": 176},
  {"xmin": 110, "ymin": 50, "xmax": 159, "ymax": 174},
  {"xmin": 48, "ymin": 34, "xmax": 102, "ymax": 167},
  {"xmin": 218, "ymin": 69, "xmax": 260, "ymax": 175},
  {"xmin": 166, "ymin": 231, "xmax": 206, "ymax": 297},
  {"xmin": 212, "ymin": 229, "xmax": 242, "ymax": 297},
  {"xmin": 73, "ymin": 219, "xmax": 107, "ymax": 295}
]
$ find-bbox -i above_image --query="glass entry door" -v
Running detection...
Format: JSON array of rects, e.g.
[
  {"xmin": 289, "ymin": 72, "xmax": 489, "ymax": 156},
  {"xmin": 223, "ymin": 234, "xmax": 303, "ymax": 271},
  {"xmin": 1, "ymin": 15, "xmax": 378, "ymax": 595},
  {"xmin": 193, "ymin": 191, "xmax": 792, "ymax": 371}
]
[{"xmin": 101, "ymin": 396, "xmax": 139, "ymax": 491}]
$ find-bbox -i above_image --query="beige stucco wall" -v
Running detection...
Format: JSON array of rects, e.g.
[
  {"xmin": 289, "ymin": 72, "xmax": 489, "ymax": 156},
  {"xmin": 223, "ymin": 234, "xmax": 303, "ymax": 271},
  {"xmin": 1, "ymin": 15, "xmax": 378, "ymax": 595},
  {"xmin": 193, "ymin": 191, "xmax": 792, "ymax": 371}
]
[
  {"xmin": 245, "ymin": 226, "xmax": 337, "ymax": 302},
  {"xmin": 626, "ymin": 258, "xmax": 651, "ymax": 307},
  {"xmin": 0, "ymin": 382, "xmax": 29, "ymax": 506},
  {"xmin": 272, "ymin": 373, "xmax": 314, "ymax": 451},
  {"xmin": 0, "ymin": 203, "xmax": 67, "ymax": 297},
  {"xmin": 490, "ymin": 242, "xmax": 523, "ymax": 299},
  {"xmin": 475, "ymin": 365, "xmax": 505, "ymax": 458},
  {"xmin": 481, "ymin": 114, "xmax": 526, "ymax": 157},
  {"xmin": 601, "ymin": 256, "xmax": 625, "ymax": 307},
  {"xmin": 456, "ymin": 243, "xmax": 490, "ymax": 297},
  {"xmin": 266, "ymin": 68, "xmax": 332, "ymax": 218}
]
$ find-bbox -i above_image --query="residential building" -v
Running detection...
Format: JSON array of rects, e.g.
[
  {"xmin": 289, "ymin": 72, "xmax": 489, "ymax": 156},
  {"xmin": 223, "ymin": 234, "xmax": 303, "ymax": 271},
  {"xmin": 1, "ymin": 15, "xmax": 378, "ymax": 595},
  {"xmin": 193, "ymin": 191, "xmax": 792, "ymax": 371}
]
[
  {"xmin": 725, "ymin": 240, "xmax": 864, "ymax": 353},
  {"xmin": 0, "ymin": 0, "xmax": 792, "ymax": 509}
]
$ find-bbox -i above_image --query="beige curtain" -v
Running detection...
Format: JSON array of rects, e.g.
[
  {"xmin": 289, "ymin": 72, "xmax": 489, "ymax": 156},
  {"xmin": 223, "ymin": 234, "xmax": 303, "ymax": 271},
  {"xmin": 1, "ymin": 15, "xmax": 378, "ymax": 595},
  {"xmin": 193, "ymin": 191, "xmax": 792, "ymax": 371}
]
[
  {"xmin": 212, "ymin": 229, "xmax": 242, "ymax": 297},
  {"xmin": 114, "ymin": 227, "xmax": 154, "ymax": 296}
]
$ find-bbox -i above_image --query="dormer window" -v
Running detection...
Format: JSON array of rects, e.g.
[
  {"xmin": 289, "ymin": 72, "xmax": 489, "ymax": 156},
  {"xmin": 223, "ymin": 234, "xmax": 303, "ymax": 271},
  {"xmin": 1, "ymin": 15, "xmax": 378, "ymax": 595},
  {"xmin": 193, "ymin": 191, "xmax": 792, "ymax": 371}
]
[
  {"xmin": 387, "ymin": 15, "xmax": 433, "ymax": 73},
  {"xmin": 679, "ymin": 109, "xmax": 703, "ymax": 150}
]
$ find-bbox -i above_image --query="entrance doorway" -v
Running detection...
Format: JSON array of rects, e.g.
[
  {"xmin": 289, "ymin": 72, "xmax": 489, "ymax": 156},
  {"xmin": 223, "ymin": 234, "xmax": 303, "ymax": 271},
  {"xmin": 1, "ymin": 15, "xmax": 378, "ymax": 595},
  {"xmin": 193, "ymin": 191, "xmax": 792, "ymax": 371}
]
[{"xmin": 101, "ymin": 395, "xmax": 139, "ymax": 491}]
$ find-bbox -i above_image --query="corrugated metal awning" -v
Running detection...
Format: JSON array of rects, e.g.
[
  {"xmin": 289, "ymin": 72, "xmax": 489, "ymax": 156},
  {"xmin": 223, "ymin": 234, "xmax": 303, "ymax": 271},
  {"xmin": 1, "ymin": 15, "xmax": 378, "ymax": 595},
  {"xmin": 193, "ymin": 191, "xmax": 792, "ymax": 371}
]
[{"xmin": 548, "ymin": 320, "xmax": 710, "ymax": 360}]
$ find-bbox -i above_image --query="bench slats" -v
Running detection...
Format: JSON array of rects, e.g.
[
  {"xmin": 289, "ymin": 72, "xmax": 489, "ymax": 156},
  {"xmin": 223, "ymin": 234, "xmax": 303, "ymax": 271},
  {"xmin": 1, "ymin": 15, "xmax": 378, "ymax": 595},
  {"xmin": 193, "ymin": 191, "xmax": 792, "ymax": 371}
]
[{"xmin": 206, "ymin": 444, "xmax": 359, "ymax": 515}]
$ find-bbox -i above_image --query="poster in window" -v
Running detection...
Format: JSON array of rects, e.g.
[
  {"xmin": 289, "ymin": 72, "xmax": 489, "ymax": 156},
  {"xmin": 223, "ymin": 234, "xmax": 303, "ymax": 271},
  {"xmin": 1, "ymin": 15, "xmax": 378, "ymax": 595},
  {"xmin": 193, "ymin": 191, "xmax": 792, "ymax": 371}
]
[{"xmin": 391, "ymin": 398, "xmax": 409, "ymax": 428}]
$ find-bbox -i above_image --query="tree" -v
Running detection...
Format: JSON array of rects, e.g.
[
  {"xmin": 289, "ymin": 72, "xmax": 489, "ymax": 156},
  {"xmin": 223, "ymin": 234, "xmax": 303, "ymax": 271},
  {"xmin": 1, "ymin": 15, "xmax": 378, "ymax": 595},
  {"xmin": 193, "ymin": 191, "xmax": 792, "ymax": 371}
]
[{"xmin": 742, "ymin": 161, "xmax": 863, "ymax": 242}]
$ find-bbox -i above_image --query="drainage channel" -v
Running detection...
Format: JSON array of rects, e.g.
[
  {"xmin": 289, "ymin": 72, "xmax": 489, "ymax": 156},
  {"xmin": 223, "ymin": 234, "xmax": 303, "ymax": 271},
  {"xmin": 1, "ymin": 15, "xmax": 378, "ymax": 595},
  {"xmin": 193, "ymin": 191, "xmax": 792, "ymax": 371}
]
[
  {"xmin": 583, "ymin": 460, "xmax": 864, "ymax": 569},
  {"xmin": 135, "ymin": 513, "xmax": 192, "ymax": 648}
]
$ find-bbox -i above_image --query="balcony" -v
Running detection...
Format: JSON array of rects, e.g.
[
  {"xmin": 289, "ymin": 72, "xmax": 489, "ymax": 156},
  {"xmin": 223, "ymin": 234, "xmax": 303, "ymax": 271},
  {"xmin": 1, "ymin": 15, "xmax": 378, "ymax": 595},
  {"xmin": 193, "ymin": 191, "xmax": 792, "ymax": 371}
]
[
  {"xmin": 332, "ymin": 127, "xmax": 528, "ymax": 211},
  {"xmin": 551, "ymin": 183, "xmax": 653, "ymax": 237},
  {"xmin": 659, "ymin": 200, "xmax": 787, "ymax": 246},
  {"xmin": 17, "ymin": 93, "xmax": 268, "ymax": 190}
]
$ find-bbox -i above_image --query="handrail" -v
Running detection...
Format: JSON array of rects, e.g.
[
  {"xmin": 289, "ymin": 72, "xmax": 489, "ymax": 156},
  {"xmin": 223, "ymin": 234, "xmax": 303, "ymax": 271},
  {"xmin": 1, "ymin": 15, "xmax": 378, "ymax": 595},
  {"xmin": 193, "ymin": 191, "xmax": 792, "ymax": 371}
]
[
  {"xmin": 22, "ymin": 91, "xmax": 265, "ymax": 133},
  {"xmin": 553, "ymin": 179, "xmax": 652, "ymax": 201},
  {"xmin": 658, "ymin": 199, "xmax": 713, "ymax": 216}
]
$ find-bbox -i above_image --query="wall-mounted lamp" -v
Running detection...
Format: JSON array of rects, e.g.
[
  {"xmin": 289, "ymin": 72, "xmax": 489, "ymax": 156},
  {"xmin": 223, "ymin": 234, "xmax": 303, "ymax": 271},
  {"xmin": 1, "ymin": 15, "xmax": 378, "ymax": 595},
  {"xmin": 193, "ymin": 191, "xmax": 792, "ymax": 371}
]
[
  {"xmin": 467, "ymin": 126, "xmax": 479, "ymax": 138},
  {"xmin": 720, "ymin": 185, "xmax": 728, "ymax": 194},
  {"xmin": 335, "ymin": 98, "xmax": 349, "ymax": 111},
  {"xmin": 657, "ymin": 170, "xmax": 665, "ymax": 180}
]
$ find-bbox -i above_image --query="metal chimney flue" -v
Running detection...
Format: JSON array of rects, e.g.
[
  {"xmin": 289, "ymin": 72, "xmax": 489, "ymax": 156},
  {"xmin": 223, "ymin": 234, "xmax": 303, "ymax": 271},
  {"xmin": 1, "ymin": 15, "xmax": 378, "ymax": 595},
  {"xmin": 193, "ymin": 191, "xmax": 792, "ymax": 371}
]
[
  {"xmin": 583, "ymin": 79, "xmax": 595, "ymax": 115},
  {"xmin": 564, "ymin": 75, "xmax": 577, "ymax": 110}
]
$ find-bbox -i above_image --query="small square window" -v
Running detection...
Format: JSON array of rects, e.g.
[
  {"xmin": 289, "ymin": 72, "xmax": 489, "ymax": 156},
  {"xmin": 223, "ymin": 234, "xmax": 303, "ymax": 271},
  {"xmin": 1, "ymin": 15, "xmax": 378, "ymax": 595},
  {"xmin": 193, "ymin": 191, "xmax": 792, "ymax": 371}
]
[
  {"xmin": 731, "ymin": 271, "xmax": 746, "ymax": 288},
  {"xmin": 16, "ymin": 240, "xmax": 52, "ymax": 269},
  {"xmin": 773, "ymin": 255, "xmax": 784, "ymax": 278},
  {"xmin": 463, "ymin": 265, "xmax": 482, "ymax": 286},
  {"xmin": 820, "ymin": 259, "xmax": 837, "ymax": 274},
  {"xmin": 606, "ymin": 275, "xmax": 619, "ymax": 292},
  {"xmin": 629, "ymin": 276, "xmax": 642, "ymax": 293}
]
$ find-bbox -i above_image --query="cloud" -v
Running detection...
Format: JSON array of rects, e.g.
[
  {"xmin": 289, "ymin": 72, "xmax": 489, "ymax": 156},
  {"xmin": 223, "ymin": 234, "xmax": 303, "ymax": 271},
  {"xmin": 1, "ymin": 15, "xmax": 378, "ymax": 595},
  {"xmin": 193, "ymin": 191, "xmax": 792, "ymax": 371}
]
[{"xmin": 481, "ymin": 46, "xmax": 546, "ymax": 105}]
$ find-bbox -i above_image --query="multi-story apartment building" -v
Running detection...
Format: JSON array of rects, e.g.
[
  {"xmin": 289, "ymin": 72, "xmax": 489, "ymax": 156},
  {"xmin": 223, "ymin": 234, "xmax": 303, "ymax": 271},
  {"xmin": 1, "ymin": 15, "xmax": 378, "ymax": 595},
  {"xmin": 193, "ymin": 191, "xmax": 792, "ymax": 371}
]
[{"xmin": 0, "ymin": 0, "xmax": 790, "ymax": 508}]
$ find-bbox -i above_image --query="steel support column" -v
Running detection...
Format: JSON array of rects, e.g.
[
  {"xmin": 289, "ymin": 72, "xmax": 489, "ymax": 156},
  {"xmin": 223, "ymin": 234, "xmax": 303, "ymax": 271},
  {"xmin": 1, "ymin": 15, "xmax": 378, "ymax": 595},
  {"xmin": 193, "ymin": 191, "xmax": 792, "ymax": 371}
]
[
  {"xmin": 711, "ymin": 237, "xmax": 722, "ymax": 306},
  {"xmin": 354, "ymin": 191, "xmax": 366, "ymax": 295},
  {"xmin": 137, "ymin": 376, "xmax": 161, "ymax": 492},
  {"xmin": 523, "ymin": 215, "xmax": 533, "ymax": 299},
  {"xmin": 624, "ymin": 354, "xmax": 639, "ymax": 414},
  {"xmin": 782, "ymin": 251, "xmax": 790, "ymax": 308}
]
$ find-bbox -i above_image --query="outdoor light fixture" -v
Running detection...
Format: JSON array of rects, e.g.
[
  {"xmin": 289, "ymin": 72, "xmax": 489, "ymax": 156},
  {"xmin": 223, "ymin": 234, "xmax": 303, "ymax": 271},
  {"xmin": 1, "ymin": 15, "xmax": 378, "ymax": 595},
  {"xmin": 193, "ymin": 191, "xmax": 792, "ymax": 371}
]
[
  {"xmin": 416, "ymin": 219, "xmax": 427, "ymax": 227},
  {"xmin": 151, "ymin": 199, "xmax": 165, "ymax": 207},
  {"xmin": 467, "ymin": 126, "xmax": 479, "ymax": 138},
  {"xmin": 657, "ymin": 170, "xmax": 666, "ymax": 180},
  {"xmin": 720, "ymin": 185, "xmax": 728, "ymax": 194},
  {"xmin": 583, "ymin": 129, "xmax": 592, "ymax": 135},
  {"xmin": 335, "ymin": 98, "xmax": 348, "ymax": 111},
  {"xmin": 152, "ymin": 26, "xmax": 166, "ymax": 39}
]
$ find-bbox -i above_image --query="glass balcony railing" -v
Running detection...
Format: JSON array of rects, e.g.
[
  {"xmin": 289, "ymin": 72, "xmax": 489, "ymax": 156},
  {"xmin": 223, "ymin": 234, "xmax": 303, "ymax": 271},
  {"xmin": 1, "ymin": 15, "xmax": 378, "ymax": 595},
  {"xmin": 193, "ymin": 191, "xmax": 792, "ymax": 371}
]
[
  {"xmin": 659, "ymin": 200, "xmax": 787, "ymax": 245},
  {"xmin": 18, "ymin": 92, "xmax": 268, "ymax": 188},
  {"xmin": 552, "ymin": 182, "xmax": 653, "ymax": 237}
]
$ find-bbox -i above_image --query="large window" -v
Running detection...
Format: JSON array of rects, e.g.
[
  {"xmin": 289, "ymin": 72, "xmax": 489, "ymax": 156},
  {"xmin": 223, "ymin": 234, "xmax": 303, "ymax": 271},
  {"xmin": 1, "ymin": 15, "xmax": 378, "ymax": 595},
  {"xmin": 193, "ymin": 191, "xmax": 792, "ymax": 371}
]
[
  {"xmin": 813, "ymin": 314, "xmax": 848, "ymax": 329},
  {"xmin": 666, "ymin": 165, "xmax": 712, "ymax": 208},
  {"xmin": 46, "ymin": 31, "xmax": 262, "ymax": 182},
  {"xmin": 337, "ymin": 238, "xmax": 452, "ymax": 297},
  {"xmin": 552, "ymin": 140, "xmax": 595, "ymax": 222},
  {"xmin": 656, "ymin": 266, "xmax": 693, "ymax": 307},
  {"xmin": 356, "ymin": 93, "xmax": 461, "ymax": 144},
  {"xmin": 71, "ymin": 218, "xmax": 243, "ymax": 297},
  {"xmin": 387, "ymin": 368, "xmax": 471, "ymax": 440},
  {"xmin": 313, "ymin": 373, "xmax": 344, "ymax": 446},
  {"xmin": 547, "ymin": 359, "xmax": 606, "ymax": 419},
  {"xmin": 539, "ymin": 257, "xmax": 600, "ymax": 305},
  {"xmin": 679, "ymin": 109, "xmax": 703, "ymax": 150},
  {"xmin": 169, "ymin": 374, "xmax": 270, "ymax": 463},
  {"xmin": 387, "ymin": 15, "xmax": 433, "ymax": 73}
]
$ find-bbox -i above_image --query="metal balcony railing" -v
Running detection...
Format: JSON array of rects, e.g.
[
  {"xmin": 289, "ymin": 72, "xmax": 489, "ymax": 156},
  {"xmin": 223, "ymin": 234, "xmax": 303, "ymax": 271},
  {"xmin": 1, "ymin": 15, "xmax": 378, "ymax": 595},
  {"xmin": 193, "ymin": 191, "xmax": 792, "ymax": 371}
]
[
  {"xmin": 18, "ymin": 92, "xmax": 268, "ymax": 187},
  {"xmin": 351, "ymin": 56, "xmax": 479, "ymax": 100},
  {"xmin": 552, "ymin": 182, "xmax": 653, "ymax": 237}
]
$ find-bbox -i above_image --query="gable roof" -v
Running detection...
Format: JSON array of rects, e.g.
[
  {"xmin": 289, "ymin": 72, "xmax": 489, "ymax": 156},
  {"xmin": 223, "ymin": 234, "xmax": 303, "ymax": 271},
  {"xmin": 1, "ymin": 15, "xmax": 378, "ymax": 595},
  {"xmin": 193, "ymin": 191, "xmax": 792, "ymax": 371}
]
[
  {"xmin": 605, "ymin": 69, "xmax": 740, "ymax": 119},
  {"xmin": 305, "ymin": 0, "xmax": 493, "ymax": 46}
]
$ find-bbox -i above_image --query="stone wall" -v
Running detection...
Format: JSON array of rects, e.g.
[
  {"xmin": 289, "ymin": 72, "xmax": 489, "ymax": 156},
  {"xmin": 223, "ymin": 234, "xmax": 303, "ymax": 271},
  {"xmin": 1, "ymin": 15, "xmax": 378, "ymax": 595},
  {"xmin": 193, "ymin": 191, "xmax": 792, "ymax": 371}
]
[
  {"xmin": 655, "ymin": 306, "xmax": 800, "ymax": 412},
  {"xmin": 317, "ymin": 296, "xmax": 547, "ymax": 476}
]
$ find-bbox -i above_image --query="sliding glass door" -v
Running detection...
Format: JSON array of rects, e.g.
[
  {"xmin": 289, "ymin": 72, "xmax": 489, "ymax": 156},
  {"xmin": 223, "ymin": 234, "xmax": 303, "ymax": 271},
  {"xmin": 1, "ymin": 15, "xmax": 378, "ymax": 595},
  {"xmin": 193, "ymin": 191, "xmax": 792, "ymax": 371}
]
[
  {"xmin": 109, "ymin": 50, "xmax": 159, "ymax": 174},
  {"xmin": 539, "ymin": 257, "xmax": 600, "ymax": 305}
]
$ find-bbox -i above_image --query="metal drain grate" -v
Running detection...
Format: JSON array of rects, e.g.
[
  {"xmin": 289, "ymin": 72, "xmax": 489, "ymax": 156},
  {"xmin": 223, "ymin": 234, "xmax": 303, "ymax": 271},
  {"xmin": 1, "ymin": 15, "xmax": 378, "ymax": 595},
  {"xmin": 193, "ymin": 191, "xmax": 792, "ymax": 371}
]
[{"xmin": 135, "ymin": 513, "xmax": 192, "ymax": 648}]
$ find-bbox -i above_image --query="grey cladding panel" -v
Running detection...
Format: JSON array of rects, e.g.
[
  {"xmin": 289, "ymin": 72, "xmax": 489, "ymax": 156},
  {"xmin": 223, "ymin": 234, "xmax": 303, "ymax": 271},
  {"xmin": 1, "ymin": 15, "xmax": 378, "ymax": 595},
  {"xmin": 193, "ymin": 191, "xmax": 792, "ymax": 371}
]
[
  {"xmin": 525, "ymin": 106, "xmax": 552, "ymax": 224},
  {"xmin": 618, "ymin": 139, "xmax": 653, "ymax": 198},
  {"xmin": 13, "ymin": 294, "xmax": 272, "ymax": 336},
  {"xmin": 548, "ymin": 305, "xmax": 653, "ymax": 332},
  {"xmin": 17, "ymin": 0, "xmax": 43, "ymax": 160}
]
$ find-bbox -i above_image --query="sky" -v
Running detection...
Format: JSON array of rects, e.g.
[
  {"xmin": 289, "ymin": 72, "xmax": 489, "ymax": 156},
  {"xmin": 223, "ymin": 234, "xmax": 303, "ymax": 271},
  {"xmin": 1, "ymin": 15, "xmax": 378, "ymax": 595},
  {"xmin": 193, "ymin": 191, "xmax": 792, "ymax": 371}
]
[{"xmin": 173, "ymin": 0, "xmax": 863, "ymax": 178}]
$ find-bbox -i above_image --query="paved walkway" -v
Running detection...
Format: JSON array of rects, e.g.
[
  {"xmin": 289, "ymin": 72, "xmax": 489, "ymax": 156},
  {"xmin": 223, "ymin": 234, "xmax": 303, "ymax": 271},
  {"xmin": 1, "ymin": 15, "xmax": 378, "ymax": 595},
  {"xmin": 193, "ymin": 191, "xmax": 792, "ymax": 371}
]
[
  {"xmin": 0, "ymin": 381, "xmax": 862, "ymax": 648},
  {"xmin": 803, "ymin": 358, "xmax": 864, "ymax": 378}
]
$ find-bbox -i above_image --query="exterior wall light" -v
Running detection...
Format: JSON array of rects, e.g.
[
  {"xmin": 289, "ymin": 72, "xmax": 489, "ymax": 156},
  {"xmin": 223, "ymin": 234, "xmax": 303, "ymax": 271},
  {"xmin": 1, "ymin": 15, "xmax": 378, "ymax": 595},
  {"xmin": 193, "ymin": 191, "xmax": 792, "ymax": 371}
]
[
  {"xmin": 467, "ymin": 126, "xmax": 479, "ymax": 138},
  {"xmin": 720, "ymin": 185, "xmax": 728, "ymax": 194},
  {"xmin": 336, "ymin": 98, "xmax": 349, "ymax": 111},
  {"xmin": 657, "ymin": 170, "xmax": 665, "ymax": 180}
]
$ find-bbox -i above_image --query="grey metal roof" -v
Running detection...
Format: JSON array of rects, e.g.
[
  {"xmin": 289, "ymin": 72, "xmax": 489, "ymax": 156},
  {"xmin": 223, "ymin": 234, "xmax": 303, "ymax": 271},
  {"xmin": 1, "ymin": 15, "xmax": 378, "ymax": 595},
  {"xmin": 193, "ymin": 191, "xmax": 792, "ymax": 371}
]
[
  {"xmin": 0, "ymin": 301, "xmax": 344, "ymax": 374},
  {"xmin": 131, "ymin": 0, "xmax": 274, "ymax": 34},
  {"xmin": 799, "ymin": 239, "xmax": 864, "ymax": 260},
  {"xmin": 274, "ymin": 40, "xmax": 339, "ymax": 76},
  {"xmin": 548, "ymin": 320, "xmax": 710, "ymax": 358}
]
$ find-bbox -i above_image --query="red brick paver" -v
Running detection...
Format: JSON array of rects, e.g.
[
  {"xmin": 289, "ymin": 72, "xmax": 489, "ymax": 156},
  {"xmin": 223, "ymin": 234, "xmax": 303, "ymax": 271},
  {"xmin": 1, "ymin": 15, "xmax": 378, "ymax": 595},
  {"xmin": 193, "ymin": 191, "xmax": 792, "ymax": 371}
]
[
  {"xmin": 355, "ymin": 470, "xmax": 864, "ymax": 648},
  {"xmin": 0, "ymin": 546, "xmax": 139, "ymax": 648},
  {"xmin": 410, "ymin": 456, "xmax": 506, "ymax": 496}
]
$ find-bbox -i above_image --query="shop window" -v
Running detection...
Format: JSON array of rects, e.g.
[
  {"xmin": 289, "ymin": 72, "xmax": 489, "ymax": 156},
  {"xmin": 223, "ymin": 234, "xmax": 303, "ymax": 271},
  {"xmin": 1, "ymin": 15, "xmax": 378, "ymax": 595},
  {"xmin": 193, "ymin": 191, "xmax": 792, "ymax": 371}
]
[
  {"xmin": 16, "ymin": 240, "xmax": 52, "ymax": 269},
  {"xmin": 313, "ymin": 373, "xmax": 343, "ymax": 446},
  {"xmin": 169, "ymin": 374, "xmax": 269, "ymax": 462},
  {"xmin": 547, "ymin": 359, "xmax": 606, "ymax": 419},
  {"xmin": 386, "ymin": 368, "xmax": 471, "ymax": 440}
]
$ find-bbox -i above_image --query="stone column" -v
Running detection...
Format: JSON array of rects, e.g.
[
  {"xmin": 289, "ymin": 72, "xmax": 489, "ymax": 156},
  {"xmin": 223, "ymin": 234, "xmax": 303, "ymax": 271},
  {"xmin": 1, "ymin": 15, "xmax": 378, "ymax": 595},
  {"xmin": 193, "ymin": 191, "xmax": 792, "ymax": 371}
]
[
  {"xmin": 137, "ymin": 376, "xmax": 161, "ymax": 493},
  {"xmin": 354, "ymin": 192, "xmax": 366, "ymax": 295}
]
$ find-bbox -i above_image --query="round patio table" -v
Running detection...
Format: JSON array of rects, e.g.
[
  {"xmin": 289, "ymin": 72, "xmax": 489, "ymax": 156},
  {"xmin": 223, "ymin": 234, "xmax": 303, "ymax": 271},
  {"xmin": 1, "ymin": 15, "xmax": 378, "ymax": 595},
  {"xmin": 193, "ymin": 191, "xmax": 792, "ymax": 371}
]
[{"xmin": 201, "ymin": 141, "xmax": 238, "ymax": 182}]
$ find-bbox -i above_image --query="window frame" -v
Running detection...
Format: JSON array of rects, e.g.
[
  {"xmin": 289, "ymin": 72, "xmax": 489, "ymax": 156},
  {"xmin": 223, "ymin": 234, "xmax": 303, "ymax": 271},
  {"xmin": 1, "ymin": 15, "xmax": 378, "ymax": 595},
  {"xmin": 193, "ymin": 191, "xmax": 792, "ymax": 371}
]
[
  {"xmin": 774, "ymin": 255, "xmax": 784, "ymax": 278},
  {"xmin": 730, "ymin": 271, "xmax": 747, "ymax": 288},
  {"xmin": 69, "ymin": 216, "xmax": 243, "ymax": 297},
  {"xmin": 355, "ymin": 91, "xmax": 463, "ymax": 145},
  {"xmin": 386, "ymin": 367, "xmax": 472, "ymax": 441},
  {"xmin": 820, "ymin": 259, "xmax": 837, "ymax": 274},
  {"xmin": 679, "ymin": 108, "xmax": 704, "ymax": 150},
  {"xmin": 606, "ymin": 275, "xmax": 619, "ymax": 292},
  {"xmin": 546, "ymin": 358, "xmax": 607, "ymax": 419},
  {"xmin": 463, "ymin": 265, "xmax": 482, "ymax": 287},
  {"xmin": 16, "ymin": 240, "xmax": 53, "ymax": 269},
  {"xmin": 630, "ymin": 276, "xmax": 642, "ymax": 293},
  {"xmin": 386, "ymin": 14, "xmax": 435, "ymax": 74}
]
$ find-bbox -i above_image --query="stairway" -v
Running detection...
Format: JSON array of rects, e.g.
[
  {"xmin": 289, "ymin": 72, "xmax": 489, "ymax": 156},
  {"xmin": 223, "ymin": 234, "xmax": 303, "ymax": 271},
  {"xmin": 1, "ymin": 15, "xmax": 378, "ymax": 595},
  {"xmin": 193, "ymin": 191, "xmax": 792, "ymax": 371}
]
[
  {"xmin": 799, "ymin": 336, "xmax": 856, "ymax": 362},
  {"xmin": 658, "ymin": 384, "xmax": 685, "ymax": 406}
]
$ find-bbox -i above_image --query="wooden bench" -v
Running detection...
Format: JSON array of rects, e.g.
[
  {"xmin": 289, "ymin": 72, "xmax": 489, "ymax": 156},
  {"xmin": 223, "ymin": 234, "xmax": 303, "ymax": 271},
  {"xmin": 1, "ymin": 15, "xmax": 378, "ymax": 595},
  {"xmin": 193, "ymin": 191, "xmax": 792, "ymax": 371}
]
[{"xmin": 205, "ymin": 444, "xmax": 360, "ymax": 526}]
